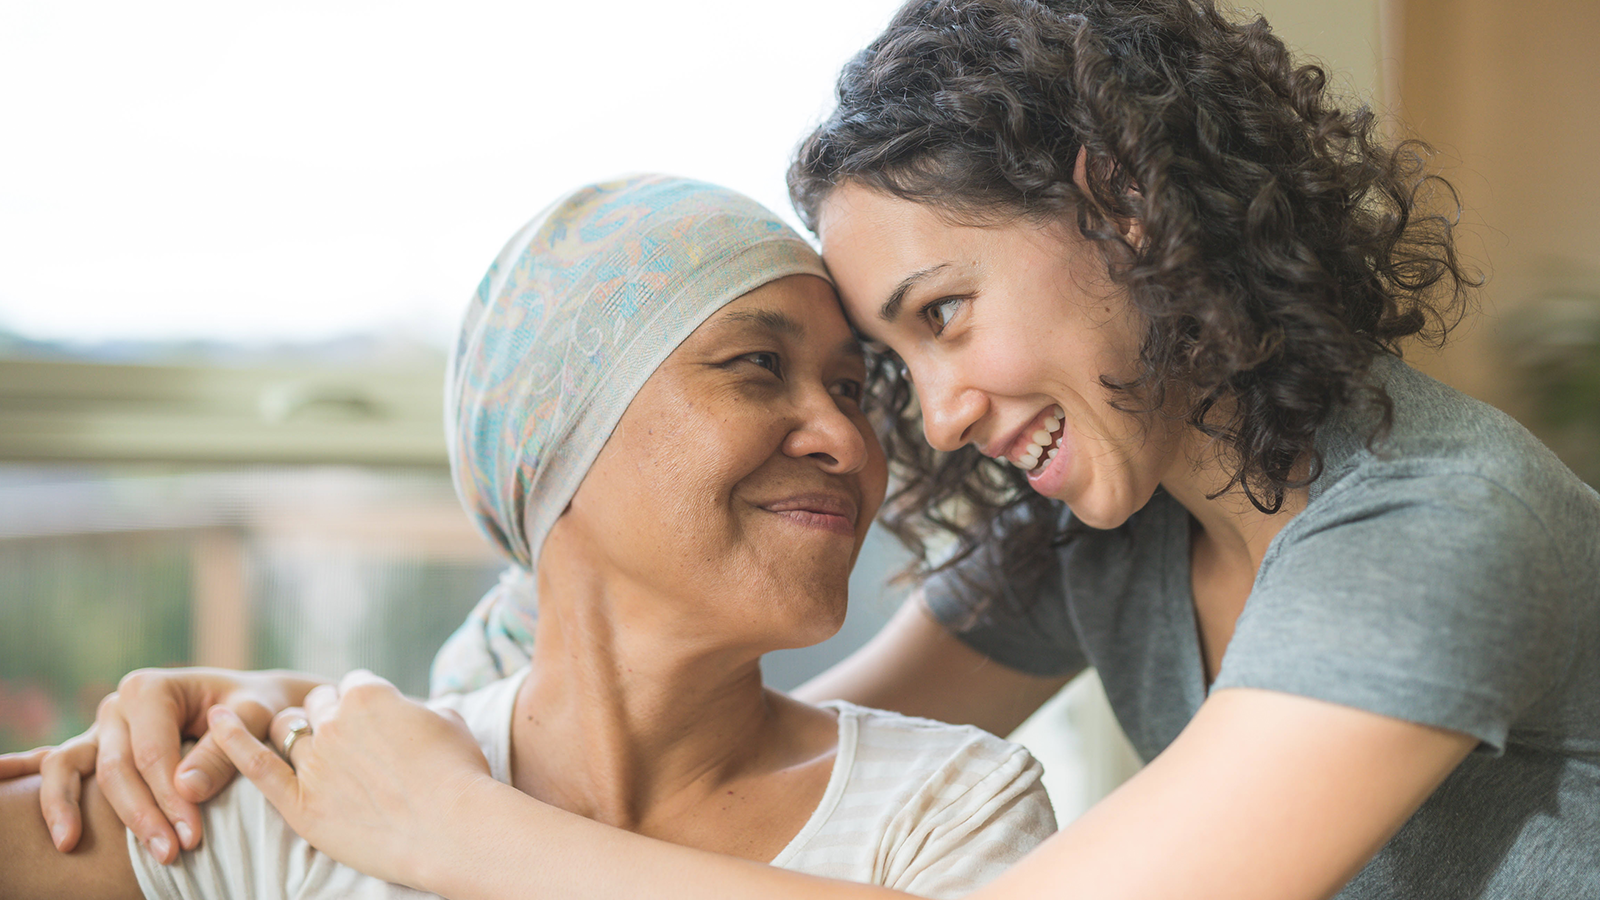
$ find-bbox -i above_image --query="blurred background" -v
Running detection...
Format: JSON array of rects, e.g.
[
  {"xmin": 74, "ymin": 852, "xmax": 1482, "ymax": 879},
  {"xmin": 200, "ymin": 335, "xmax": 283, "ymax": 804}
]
[{"xmin": 2, "ymin": 0, "xmax": 1596, "ymax": 822}]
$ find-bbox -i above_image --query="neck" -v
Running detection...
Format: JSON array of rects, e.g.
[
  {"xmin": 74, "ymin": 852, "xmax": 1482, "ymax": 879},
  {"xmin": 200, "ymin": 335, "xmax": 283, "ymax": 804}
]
[
  {"xmin": 1160, "ymin": 428, "xmax": 1308, "ymax": 575},
  {"xmin": 510, "ymin": 560, "xmax": 785, "ymax": 831}
]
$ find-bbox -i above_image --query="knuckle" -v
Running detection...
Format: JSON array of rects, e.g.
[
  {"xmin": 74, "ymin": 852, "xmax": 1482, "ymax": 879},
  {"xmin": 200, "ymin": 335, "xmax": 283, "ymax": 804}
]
[
  {"xmin": 238, "ymin": 752, "xmax": 273, "ymax": 780},
  {"xmin": 97, "ymin": 691, "xmax": 123, "ymax": 717},
  {"xmin": 99, "ymin": 746, "xmax": 133, "ymax": 773},
  {"xmin": 131, "ymin": 744, "xmax": 168, "ymax": 773},
  {"xmin": 123, "ymin": 807, "xmax": 158, "ymax": 835},
  {"xmin": 118, "ymin": 668, "xmax": 158, "ymax": 694},
  {"xmin": 343, "ymin": 682, "xmax": 382, "ymax": 706}
]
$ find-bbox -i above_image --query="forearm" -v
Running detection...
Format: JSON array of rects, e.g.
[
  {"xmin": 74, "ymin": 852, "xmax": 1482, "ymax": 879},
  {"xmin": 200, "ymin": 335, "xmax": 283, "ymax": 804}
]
[{"xmin": 424, "ymin": 778, "xmax": 905, "ymax": 900}]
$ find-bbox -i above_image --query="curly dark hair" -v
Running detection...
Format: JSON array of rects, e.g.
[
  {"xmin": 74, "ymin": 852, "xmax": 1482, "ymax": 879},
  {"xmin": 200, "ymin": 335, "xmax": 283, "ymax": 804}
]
[{"xmin": 788, "ymin": 0, "xmax": 1477, "ymax": 592}]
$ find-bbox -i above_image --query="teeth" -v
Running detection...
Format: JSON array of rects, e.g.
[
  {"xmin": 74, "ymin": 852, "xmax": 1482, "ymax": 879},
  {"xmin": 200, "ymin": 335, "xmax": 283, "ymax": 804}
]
[
  {"xmin": 1052, "ymin": 405, "xmax": 1065, "ymax": 418},
  {"xmin": 1025, "ymin": 442, "xmax": 1043, "ymax": 457},
  {"xmin": 1019, "ymin": 454, "xmax": 1038, "ymax": 469},
  {"xmin": 1043, "ymin": 416, "xmax": 1060, "ymax": 432},
  {"xmin": 1046, "ymin": 448, "xmax": 1059, "ymax": 461},
  {"xmin": 1031, "ymin": 429, "xmax": 1051, "ymax": 444}
]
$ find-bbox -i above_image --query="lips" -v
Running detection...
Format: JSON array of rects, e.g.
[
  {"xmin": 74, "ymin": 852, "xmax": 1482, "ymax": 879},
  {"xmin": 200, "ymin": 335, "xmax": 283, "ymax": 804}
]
[
  {"xmin": 989, "ymin": 404, "xmax": 1066, "ymax": 472},
  {"xmin": 760, "ymin": 492, "xmax": 860, "ymax": 536}
]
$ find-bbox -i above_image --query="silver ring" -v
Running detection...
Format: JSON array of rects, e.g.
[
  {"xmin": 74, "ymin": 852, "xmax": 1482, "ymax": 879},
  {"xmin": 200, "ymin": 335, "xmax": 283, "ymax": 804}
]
[{"xmin": 280, "ymin": 718, "xmax": 313, "ymax": 764}]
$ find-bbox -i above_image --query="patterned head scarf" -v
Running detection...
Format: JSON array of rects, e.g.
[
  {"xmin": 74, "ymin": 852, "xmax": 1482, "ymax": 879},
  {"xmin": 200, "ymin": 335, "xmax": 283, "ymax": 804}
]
[{"xmin": 429, "ymin": 174, "xmax": 831, "ymax": 696}]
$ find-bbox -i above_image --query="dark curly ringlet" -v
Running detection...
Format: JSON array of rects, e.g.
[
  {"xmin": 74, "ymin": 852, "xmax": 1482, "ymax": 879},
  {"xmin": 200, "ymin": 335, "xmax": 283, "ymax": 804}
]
[{"xmin": 791, "ymin": 0, "xmax": 1477, "ymax": 599}]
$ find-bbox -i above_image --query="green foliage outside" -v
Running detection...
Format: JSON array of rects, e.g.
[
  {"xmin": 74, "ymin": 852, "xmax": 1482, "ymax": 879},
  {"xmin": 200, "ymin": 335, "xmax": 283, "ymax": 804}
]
[{"xmin": 0, "ymin": 536, "xmax": 193, "ymax": 752}]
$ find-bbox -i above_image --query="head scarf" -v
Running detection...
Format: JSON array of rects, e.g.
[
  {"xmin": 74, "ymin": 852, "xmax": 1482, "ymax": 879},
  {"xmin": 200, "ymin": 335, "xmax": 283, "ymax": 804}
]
[{"xmin": 429, "ymin": 174, "xmax": 831, "ymax": 696}]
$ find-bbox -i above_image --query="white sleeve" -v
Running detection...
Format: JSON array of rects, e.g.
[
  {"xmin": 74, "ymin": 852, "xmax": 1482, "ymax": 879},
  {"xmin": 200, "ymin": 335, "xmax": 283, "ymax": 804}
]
[{"xmin": 882, "ymin": 742, "xmax": 1057, "ymax": 898}]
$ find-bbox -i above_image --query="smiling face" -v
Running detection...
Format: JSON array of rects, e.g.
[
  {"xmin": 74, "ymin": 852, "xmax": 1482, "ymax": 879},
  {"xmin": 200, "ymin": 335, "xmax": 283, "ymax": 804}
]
[
  {"xmin": 543, "ymin": 274, "xmax": 887, "ymax": 652},
  {"xmin": 817, "ymin": 183, "xmax": 1188, "ymax": 531}
]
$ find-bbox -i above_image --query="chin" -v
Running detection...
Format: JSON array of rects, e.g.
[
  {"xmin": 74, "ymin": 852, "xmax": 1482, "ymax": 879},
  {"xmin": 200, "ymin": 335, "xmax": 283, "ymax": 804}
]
[{"xmin": 767, "ymin": 582, "xmax": 850, "ymax": 651}]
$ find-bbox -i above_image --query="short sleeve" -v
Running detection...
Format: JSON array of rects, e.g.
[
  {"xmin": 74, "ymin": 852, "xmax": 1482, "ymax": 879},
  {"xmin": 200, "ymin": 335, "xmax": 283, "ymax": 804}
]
[
  {"xmin": 882, "ymin": 743, "xmax": 1057, "ymax": 898},
  {"xmin": 1214, "ymin": 469, "xmax": 1576, "ymax": 752},
  {"xmin": 922, "ymin": 507, "xmax": 1088, "ymax": 679}
]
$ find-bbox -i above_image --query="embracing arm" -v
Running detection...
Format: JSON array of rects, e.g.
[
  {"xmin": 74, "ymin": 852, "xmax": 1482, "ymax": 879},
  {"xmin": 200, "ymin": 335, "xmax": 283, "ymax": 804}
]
[
  {"xmin": 0, "ymin": 666, "xmax": 326, "ymax": 864},
  {"xmin": 211, "ymin": 670, "xmax": 1471, "ymax": 900},
  {"xmin": 792, "ymin": 591, "xmax": 1073, "ymax": 737},
  {"xmin": 451, "ymin": 688, "xmax": 1470, "ymax": 900}
]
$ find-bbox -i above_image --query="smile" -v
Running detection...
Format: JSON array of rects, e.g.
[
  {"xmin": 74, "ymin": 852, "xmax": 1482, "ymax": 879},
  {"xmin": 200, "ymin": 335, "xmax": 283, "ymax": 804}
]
[
  {"xmin": 760, "ymin": 493, "xmax": 860, "ymax": 536},
  {"xmin": 1005, "ymin": 405, "xmax": 1066, "ymax": 474}
]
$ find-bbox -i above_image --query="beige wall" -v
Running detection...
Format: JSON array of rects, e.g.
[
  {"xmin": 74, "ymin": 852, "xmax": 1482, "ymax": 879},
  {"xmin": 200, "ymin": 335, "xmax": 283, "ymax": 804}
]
[
  {"xmin": 1234, "ymin": 0, "xmax": 1600, "ymax": 433},
  {"xmin": 1236, "ymin": 0, "xmax": 1387, "ymax": 108},
  {"xmin": 1394, "ymin": 0, "xmax": 1600, "ymax": 417}
]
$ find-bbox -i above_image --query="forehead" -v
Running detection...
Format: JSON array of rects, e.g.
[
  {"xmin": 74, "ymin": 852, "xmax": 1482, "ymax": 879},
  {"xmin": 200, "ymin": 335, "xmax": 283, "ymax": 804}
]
[
  {"xmin": 684, "ymin": 274, "xmax": 857, "ymax": 349},
  {"xmin": 815, "ymin": 186, "xmax": 979, "ymax": 329}
]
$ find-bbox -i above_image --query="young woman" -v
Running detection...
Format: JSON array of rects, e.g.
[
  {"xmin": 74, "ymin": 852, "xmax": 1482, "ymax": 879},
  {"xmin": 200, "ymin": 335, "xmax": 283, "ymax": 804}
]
[
  {"xmin": 0, "ymin": 175, "xmax": 1054, "ymax": 899},
  {"xmin": 11, "ymin": 1, "xmax": 1598, "ymax": 898}
]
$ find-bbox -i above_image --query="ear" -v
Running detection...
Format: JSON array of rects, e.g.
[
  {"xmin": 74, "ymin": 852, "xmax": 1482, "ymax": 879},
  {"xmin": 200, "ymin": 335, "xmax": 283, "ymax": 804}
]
[{"xmin": 1071, "ymin": 146, "xmax": 1145, "ymax": 249}]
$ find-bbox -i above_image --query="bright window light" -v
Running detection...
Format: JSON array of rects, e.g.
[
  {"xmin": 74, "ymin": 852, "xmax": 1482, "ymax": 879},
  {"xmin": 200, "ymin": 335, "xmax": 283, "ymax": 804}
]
[{"xmin": 0, "ymin": 1, "xmax": 906, "ymax": 345}]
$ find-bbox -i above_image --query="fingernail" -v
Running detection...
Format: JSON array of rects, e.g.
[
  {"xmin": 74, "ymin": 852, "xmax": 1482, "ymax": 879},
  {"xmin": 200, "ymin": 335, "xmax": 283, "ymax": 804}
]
[
  {"xmin": 148, "ymin": 835, "xmax": 171, "ymax": 860},
  {"xmin": 179, "ymin": 767, "xmax": 212, "ymax": 795},
  {"xmin": 50, "ymin": 822, "xmax": 68, "ymax": 849},
  {"xmin": 175, "ymin": 821, "xmax": 194, "ymax": 847}
]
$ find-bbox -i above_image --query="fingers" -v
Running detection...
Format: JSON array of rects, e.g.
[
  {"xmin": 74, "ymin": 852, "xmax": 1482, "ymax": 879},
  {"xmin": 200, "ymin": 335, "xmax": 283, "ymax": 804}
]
[
  {"xmin": 268, "ymin": 708, "xmax": 315, "ymax": 768},
  {"xmin": 115, "ymin": 674, "xmax": 205, "ymax": 851},
  {"xmin": 172, "ymin": 695, "xmax": 272, "ymax": 806},
  {"xmin": 93, "ymin": 694, "xmax": 184, "ymax": 864},
  {"xmin": 172, "ymin": 733, "xmax": 234, "ymax": 805},
  {"xmin": 208, "ymin": 706, "xmax": 298, "ymax": 814},
  {"xmin": 0, "ymin": 746, "xmax": 50, "ymax": 780},
  {"xmin": 303, "ymin": 683, "xmax": 342, "ymax": 726},
  {"xmin": 34, "ymin": 741, "xmax": 94, "ymax": 851}
]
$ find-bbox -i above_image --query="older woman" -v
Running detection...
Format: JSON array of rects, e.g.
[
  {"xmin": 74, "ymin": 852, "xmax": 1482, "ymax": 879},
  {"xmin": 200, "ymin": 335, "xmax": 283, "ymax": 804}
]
[{"xmin": 0, "ymin": 175, "xmax": 1054, "ymax": 899}]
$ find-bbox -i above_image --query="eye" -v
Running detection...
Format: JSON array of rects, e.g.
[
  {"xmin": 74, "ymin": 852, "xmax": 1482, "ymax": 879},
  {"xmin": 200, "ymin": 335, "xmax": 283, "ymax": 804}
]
[
  {"xmin": 739, "ymin": 351, "xmax": 782, "ymax": 376},
  {"xmin": 830, "ymin": 378, "xmax": 865, "ymax": 404},
  {"xmin": 921, "ymin": 296, "xmax": 966, "ymax": 335}
]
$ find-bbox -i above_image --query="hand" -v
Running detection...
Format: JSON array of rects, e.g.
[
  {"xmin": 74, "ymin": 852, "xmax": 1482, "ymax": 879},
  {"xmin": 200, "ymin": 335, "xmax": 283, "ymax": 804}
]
[
  {"xmin": 208, "ymin": 669, "xmax": 493, "ymax": 890},
  {"xmin": 0, "ymin": 667, "xmax": 322, "ymax": 864}
]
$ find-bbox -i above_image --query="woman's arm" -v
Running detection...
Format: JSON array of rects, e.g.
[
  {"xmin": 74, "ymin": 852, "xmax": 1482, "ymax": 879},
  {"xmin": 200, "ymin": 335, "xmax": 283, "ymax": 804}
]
[
  {"xmin": 0, "ymin": 666, "xmax": 327, "ymax": 863},
  {"xmin": 792, "ymin": 592, "xmax": 1074, "ymax": 736},
  {"xmin": 979, "ymin": 687, "xmax": 1474, "ymax": 900},
  {"xmin": 0, "ymin": 770, "xmax": 142, "ymax": 900},
  {"xmin": 211, "ymin": 670, "xmax": 1472, "ymax": 900}
]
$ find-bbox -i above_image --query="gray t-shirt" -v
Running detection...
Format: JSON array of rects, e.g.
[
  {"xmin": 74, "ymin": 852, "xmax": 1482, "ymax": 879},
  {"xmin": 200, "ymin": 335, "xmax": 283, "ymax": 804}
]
[{"xmin": 925, "ymin": 356, "xmax": 1600, "ymax": 899}]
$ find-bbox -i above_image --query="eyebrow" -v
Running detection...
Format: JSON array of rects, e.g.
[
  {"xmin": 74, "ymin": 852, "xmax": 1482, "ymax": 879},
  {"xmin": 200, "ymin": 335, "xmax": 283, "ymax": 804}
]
[
  {"xmin": 717, "ymin": 307, "xmax": 863, "ymax": 361},
  {"xmin": 719, "ymin": 308, "xmax": 803, "ymax": 338},
  {"xmin": 879, "ymin": 264, "xmax": 950, "ymax": 323}
]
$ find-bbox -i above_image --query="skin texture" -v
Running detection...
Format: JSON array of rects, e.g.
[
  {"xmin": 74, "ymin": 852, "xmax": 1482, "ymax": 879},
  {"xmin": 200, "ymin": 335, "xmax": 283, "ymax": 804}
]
[{"xmin": 0, "ymin": 771, "xmax": 141, "ymax": 899}]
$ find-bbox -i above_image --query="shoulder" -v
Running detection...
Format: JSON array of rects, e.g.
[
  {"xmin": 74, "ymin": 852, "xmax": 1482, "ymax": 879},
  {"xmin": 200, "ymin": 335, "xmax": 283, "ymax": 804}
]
[
  {"xmin": 1300, "ymin": 357, "xmax": 1600, "ymax": 577},
  {"xmin": 808, "ymin": 701, "xmax": 1055, "ymax": 896},
  {"xmin": 826, "ymin": 700, "xmax": 1052, "ymax": 820},
  {"xmin": 1316, "ymin": 357, "xmax": 1598, "ymax": 521}
]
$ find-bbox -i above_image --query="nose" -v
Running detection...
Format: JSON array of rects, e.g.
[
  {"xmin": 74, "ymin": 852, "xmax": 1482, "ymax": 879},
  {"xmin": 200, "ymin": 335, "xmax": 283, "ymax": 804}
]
[
  {"xmin": 912, "ymin": 362, "xmax": 986, "ymax": 453},
  {"xmin": 782, "ymin": 390, "xmax": 873, "ymax": 475}
]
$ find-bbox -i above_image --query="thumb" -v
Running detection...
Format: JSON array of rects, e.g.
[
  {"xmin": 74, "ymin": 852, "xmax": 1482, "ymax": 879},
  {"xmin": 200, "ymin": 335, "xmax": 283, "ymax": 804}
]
[
  {"xmin": 176, "ymin": 694, "xmax": 273, "ymax": 804},
  {"xmin": 173, "ymin": 731, "xmax": 238, "ymax": 804},
  {"xmin": 207, "ymin": 706, "xmax": 299, "ymax": 815}
]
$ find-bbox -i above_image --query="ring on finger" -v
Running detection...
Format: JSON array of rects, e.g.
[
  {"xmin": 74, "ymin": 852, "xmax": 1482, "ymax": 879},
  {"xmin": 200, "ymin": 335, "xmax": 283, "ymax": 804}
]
[{"xmin": 280, "ymin": 718, "xmax": 313, "ymax": 765}]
